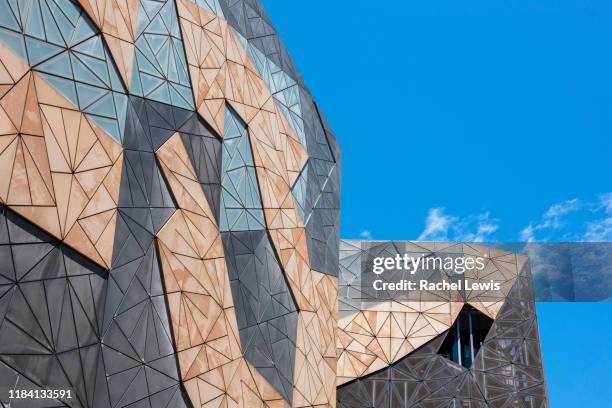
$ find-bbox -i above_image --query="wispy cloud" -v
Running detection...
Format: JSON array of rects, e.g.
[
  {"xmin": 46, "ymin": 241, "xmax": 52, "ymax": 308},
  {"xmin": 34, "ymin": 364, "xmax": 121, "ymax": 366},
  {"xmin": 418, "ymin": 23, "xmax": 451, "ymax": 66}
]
[
  {"xmin": 520, "ymin": 195, "xmax": 612, "ymax": 242},
  {"xmin": 520, "ymin": 198, "xmax": 580, "ymax": 242},
  {"xmin": 544, "ymin": 199, "xmax": 581, "ymax": 226},
  {"xmin": 418, "ymin": 208, "xmax": 455, "ymax": 241},
  {"xmin": 359, "ymin": 230, "xmax": 373, "ymax": 240},
  {"xmin": 458, "ymin": 212, "xmax": 499, "ymax": 242},
  {"xmin": 400, "ymin": 194, "xmax": 611, "ymax": 243},
  {"xmin": 417, "ymin": 208, "xmax": 498, "ymax": 242},
  {"xmin": 519, "ymin": 224, "xmax": 536, "ymax": 242},
  {"xmin": 597, "ymin": 192, "xmax": 612, "ymax": 213},
  {"xmin": 584, "ymin": 218, "xmax": 612, "ymax": 241},
  {"xmin": 583, "ymin": 194, "xmax": 612, "ymax": 241}
]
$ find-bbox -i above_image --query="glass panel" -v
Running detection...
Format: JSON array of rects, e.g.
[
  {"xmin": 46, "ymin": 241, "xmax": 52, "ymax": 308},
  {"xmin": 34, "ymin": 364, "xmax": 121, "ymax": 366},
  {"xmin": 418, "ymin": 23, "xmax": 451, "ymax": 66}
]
[
  {"xmin": 0, "ymin": 1, "xmax": 21, "ymax": 31},
  {"xmin": 219, "ymin": 106, "xmax": 265, "ymax": 232},
  {"xmin": 25, "ymin": 36, "xmax": 62, "ymax": 65},
  {"xmin": 38, "ymin": 73, "xmax": 78, "ymax": 106},
  {"xmin": 25, "ymin": 0, "xmax": 45, "ymax": 40},
  {"xmin": 0, "ymin": 28, "xmax": 27, "ymax": 61},
  {"xmin": 438, "ymin": 304, "xmax": 493, "ymax": 368}
]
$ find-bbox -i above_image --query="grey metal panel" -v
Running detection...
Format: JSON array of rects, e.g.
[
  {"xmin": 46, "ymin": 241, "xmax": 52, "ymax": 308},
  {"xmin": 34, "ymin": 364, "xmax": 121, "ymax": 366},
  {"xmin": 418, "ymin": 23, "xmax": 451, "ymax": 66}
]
[
  {"xmin": 292, "ymin": 90, "xmax": 341, "ymax": 277},
  {"xmin": 221, "ymin": 230, "xmax": 298, "ymax": 403},
  {"xmin": 100, "ymin": 96, "xmax": 190, "ymax": 407},
  {"xmin": 337, "ymin": 242, "xmax": 549, "ymax": 408},
  {"xmin": 0, "ymin": 207, "xmax": 107, "ymax": 408},
  {"xmin": 218, "ymin": 0, "xmax": 302, "ymax": 86}
]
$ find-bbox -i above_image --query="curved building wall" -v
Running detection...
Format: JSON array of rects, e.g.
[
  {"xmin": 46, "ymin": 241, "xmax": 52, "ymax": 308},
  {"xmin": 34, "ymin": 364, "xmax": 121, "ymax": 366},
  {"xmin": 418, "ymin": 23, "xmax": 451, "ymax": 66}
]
[
  {"xmin": 0, "ymin": 0, "xmax": 340, "ymax": 407},
  {"xmin": 0, "ymin": 1, "xmax": 548, "ymax": 407}
]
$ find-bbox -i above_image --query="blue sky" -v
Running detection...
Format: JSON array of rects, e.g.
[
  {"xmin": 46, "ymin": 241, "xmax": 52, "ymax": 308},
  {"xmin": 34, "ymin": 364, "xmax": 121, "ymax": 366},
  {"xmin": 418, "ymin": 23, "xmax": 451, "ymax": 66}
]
[
  {"xmin": 537, "ymin": 303, "xmax": 612, "ymax": 406},
  {"xmin": 263, "ymin": 0, "xmax": 612, "ymax": 406},
  {"xmin": 263, "ymin": 0, "xmax": 611, "ymax": 243}
]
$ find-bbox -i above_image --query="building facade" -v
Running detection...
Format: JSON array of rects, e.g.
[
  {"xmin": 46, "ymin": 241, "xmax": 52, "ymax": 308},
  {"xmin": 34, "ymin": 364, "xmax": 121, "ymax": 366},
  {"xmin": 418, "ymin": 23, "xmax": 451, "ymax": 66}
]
[
  {"xmin": 0, "ymin": 0, "xmax": 340, "ymax": 406},
  {"xmin": 337, "ymin": 241, "xmax": 549, "ymax": 408},
  {"xmin": 0, "ymin": 1, "xmax": 547, "ymax": 407}
]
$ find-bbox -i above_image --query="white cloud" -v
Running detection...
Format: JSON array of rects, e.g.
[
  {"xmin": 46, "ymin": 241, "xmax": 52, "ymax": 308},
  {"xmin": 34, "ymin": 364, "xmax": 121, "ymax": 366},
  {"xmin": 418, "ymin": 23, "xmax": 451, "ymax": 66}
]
[
  {"xmin": 597, "ymin": 193, "xmax": 612, "ymax": 214},
  {"xmin": 417, "ymin": 208, "xmax": 498, "ymax": 242},
  {"xmin": 458, "ymin": 212, "xmax": 499, "ymax": 242},
  {"xmin": 519, "ymin": 195, "xmax": 612, "ymax": 242},
  {"xmin": 519, "ymin": 198, "xmax": 580, "ymax": 242},
  {"xmin": 359, "ymin": 230, "xmax": 373, "ymax": 240},
  {"xmin": 584, "ymin": 218, "xmax": 612, "ymax": 241},
  {"xmin": 412, "ymin": 195, "xmax": 611, "ymax": 244},
  {"xmin": 542, "ymin": 199, "xmax": 580, "ymax": 228},
  {"xmin": 417, "ymin": 208, "xmax": 456, "ymax": 241},
  {"xmin": 582, "ymin": 194, "xmax": 612, "ymax": 241},
  {"xmin": 520, "ymin": 224, "xmax": 536, "ymax": 242}
]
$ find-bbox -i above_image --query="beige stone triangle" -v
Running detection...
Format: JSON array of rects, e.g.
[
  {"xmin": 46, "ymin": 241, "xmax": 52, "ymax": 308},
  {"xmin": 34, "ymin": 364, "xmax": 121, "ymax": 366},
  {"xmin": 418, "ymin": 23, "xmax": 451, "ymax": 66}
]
[{"xmin": 0, "ymin": 135, "xmax": 18, "ymax": 201}]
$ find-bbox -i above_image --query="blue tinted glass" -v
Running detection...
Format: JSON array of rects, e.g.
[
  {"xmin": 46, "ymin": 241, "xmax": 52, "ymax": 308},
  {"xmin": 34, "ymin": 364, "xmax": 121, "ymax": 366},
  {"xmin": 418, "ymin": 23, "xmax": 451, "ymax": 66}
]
[
  {"xmin": 57, "ymin": 0, "xmax": 81, "ymax": 25},
  {"xmin": 39, "ymin": 2, "xmax": 64, "ymax": 46},
  {"xmin": 0, "ymin": 28, "xmax": 28, "ymax": 61},
  {"xmin": 0, "ymin": 1, "xmax": 20, "ymax": 31},
  {"xmin": 113, "ymin": 92, "xmax": 127, "ymax": 135},
  {"xmin": 148, "ymin": 80, "xmax": 171, "ymax": 103},
  {"xmin": 86, "ymin": 92, "xmax": 116, "ymax": 118},
  {"xmin": 219, "ymin": 106, "xmax": 265, "ymax": 232},
  {"xmin": 46, "ymin": 1, "xmax": 76, "ymax": 44},
  {"xmin": 70, "ymin": 53, "xmax": 105, "ymax": 87},
  {"xmin": 76, "ymin": 82, "xmax": 106, "ymax": 109},
  {"xmin": 74, "ymin": 52, "xmax": 110, "ymax": 87},
  {"xmin": 131, "ymin": 0, "xmax": 193, "ymax": 107},
  {"xmin": 38, "ymin": 73, "xmax": 78, "ymax": 106},
  {"xmin": 37, "ymin": 51, "xmax": 72, "ymax": 77},
  {"xmin": 88, "ymin": 114, "xmax": 121, "ymax": 143},
  {"xmin": 72, "ymin": 36, "xmax": 104, "ymax": 58},
  {"xmin": 140, "ymin": 72, "xmax": 165, "ymax": 95},
  {"xmin": 25, "ymin": 36, "xmax": 62, "ymax": 65},
  {"xmin": 69, "ymin": 15, "xmax": 96, "ymax": 47},
  {"xmin": 24, "ymin": 0, "xmax": 45, "ymax": 40}
]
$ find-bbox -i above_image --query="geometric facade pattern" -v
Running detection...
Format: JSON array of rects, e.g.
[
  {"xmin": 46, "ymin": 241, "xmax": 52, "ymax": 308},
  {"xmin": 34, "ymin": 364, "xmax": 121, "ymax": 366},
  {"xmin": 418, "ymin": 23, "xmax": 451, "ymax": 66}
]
[
  {"xmin": 0, "ymin": 205, "xmax": 109, "ymax": 408},
  {"xmin": 219, "ymin": 106, "xmax": 265, "ymax": 232},
  {"xmin": 292, "ymin": 99, "xmax": 340, "ymax": 277},
  {"xmin": 130, "ymin": 0, "xmax": 194, "ymax": 109},
  {"xmin": 221, "ymin": 230, "xmax": 298, "ymax": 403},
  {"xmin": 337, "ymin": 241, "xmax": 548, "ymax": 407},
  {"xmin": 174, "ymin": 2, "xmax": 341, "ymax": 405},
  {"xmin": 0, "ymin": 0, "xmax": 340, "ymax": 406},
  {"xmin": 0, "ymin": 1, "xmax": 547, "ymax": 407},
  {"xmin": 0, "ymin": 71, "xmax": 124, "ymax": 270},
  {"xmin": 0, "ymin": 0, "xmax": 128, "ymax": 143},
  {"xmin": 155, "ymin": 131, "xmax": 270, "ymax": 407}
]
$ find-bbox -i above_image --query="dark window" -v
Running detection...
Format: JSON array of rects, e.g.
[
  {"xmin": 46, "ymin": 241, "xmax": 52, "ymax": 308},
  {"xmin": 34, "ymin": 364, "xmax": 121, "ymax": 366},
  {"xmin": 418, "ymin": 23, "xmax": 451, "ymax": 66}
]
[{"xmin": 438, "ymin": 304, "xmax": 493, "ymax": 368}]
